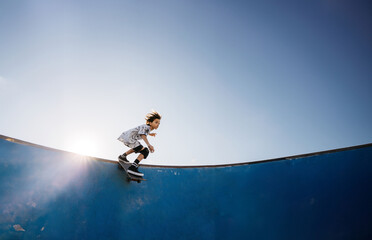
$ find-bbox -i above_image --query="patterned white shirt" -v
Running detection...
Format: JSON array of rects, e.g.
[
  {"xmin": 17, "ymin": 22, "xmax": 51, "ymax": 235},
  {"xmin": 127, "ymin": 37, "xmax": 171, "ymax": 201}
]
[{"xmin": 118, "ymin": 124, "xmax": 151, "ymax": 144}]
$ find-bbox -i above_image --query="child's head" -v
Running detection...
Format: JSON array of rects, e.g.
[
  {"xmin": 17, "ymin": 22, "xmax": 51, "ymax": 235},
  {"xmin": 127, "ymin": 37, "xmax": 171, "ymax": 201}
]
[{"xmin": 145, "ymin": 111, "xmax": 161, "ymax": 130}]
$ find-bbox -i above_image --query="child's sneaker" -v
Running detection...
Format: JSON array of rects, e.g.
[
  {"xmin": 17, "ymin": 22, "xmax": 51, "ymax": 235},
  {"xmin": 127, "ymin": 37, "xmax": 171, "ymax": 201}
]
[
  {"xmin": 128, "ymin": 165, "xmax": 144, "ymax": 177},
  {"xmin": 118, "ymin": 155, "xmax": 129, "ymax": 163}
]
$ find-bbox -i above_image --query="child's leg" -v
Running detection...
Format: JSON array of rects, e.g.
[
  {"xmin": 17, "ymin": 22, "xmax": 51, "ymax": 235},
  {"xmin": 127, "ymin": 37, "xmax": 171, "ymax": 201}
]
[
  {"xmin": 119, "ymin": 149, "xmax": 135, "ymax": 163},
  {"xmin": 135, "ymin": 147, "xmax": 150, "ymax": 162},
  {"xmin": 125, "ymin": 149, "xmax": 135, "ymax": 156},
  {"xmin": 128, "ymin": 147, "xmax": 148, "ymax": 176},
  {"xmin": 132, "ymin": 152, "xmax": 144, "ymax": 167},
  {"xmin": 120, "ymin": 149, "xmax": 134, "ymax": 158},
  {"xmin": 136, "ymin": 152, "xmax": 145, "ymax": 161}
]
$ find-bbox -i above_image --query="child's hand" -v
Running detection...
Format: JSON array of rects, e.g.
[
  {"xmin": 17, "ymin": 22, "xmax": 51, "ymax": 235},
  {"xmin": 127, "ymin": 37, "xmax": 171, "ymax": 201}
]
[
  {"xmin": 148, "ymin": 145, "xmax": 155, "ymax": 153},
  {"xmin": 149, "ymin": 133, "xmax": 157, "ymax": 137}
]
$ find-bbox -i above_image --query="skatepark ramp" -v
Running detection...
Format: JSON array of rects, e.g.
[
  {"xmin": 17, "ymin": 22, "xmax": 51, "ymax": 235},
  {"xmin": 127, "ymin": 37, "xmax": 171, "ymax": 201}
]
[{"xmin": 0, "ymin": 134, "xmax": 371, "ymax": 239}]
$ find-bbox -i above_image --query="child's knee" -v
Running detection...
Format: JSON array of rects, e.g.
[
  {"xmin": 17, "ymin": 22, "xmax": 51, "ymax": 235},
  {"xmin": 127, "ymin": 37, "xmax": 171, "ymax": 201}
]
[{"xmin": 139, "ymin": 147, "xmax": 149, "ymax": 159}]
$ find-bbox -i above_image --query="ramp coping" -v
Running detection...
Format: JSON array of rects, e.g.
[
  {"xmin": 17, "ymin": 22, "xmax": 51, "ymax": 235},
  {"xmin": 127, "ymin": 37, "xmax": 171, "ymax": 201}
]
[{"xmin": 1, "ymin": 134, "xmax": 371, "ymax": 168}]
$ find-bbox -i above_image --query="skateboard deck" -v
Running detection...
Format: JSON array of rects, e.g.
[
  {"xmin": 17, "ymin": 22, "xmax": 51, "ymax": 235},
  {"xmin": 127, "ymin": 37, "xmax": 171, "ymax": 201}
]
[{"xmin": 118, "ymin": 160, "xmax": 146, "ymax": 183}]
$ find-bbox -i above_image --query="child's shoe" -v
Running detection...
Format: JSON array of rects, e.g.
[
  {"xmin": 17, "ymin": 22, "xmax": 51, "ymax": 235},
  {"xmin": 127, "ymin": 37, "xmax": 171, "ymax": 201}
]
[
  {"xmin": 118, "ymin": 155, "xmax": 129, "ymax": 163},
  {"xmin": 128, "ymin": 165, "xmax": 144, "ymax": 177}
]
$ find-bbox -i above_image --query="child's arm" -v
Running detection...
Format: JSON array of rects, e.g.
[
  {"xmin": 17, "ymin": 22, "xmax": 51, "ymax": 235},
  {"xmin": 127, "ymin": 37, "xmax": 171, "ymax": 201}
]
[
  {"xmin": 149, "ymin": 133, "xmax": 157, "ymax": 137},
  {"xmin": 141, "ymin": 135, "xmax": 154, "ymax": 152}
]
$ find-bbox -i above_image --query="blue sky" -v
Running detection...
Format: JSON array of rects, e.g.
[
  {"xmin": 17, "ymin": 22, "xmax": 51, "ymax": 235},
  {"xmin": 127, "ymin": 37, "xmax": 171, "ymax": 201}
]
[{"xmin": 0, "ymin": 0, "xmax": 371, "ymax": 165}]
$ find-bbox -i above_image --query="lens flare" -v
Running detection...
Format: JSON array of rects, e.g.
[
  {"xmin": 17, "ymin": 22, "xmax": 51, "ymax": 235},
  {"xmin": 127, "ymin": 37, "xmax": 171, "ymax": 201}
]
[{"xmin": 66, "ymin": 135, "xmax": 98, "ymax": 157}]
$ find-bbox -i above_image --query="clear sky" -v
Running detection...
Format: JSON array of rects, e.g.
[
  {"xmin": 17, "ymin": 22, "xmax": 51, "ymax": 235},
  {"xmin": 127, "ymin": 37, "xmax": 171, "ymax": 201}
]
[{"xmin": 0, "ymin": 0, "xmax": 371, "ymax": 166}]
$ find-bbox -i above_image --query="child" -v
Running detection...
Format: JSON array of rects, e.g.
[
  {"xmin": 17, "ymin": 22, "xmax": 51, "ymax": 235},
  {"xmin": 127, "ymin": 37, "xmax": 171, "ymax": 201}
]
[{"xmin": 117, "ymin": 111, "xmax": 161, "ymax": 177}]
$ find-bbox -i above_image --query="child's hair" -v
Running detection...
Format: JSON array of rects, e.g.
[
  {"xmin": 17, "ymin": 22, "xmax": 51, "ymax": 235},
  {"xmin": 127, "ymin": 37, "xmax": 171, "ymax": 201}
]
[{"xmin": 145, "ymin": 111, "xmax": 162, "ymax": 125}]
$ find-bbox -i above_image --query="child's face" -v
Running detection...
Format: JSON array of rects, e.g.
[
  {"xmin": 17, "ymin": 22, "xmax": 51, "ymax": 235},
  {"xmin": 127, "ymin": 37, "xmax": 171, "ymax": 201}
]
[{"xmin": 150, "ymin": 119, "xmax": 160, "ymax": 130}]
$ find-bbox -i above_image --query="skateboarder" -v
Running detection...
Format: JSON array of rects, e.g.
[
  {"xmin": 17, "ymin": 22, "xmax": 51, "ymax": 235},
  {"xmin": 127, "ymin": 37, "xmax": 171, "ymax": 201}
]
[{"xmin": 117, "ymin": 111, "xmax": 161, "ymax": 177}]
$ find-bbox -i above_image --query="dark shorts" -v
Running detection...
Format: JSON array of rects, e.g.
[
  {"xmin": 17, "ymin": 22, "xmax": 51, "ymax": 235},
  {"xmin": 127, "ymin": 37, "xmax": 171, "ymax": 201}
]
[{"xmin": 133, "ymin": 144, "xmax": 144, "ymax": 153}]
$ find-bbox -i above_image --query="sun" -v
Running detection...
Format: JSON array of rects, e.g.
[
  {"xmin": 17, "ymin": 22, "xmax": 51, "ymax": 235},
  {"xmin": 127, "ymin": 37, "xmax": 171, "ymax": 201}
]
[{"xmin": 66, "ymin": 136, "xmax": 98, "ymax": 157}]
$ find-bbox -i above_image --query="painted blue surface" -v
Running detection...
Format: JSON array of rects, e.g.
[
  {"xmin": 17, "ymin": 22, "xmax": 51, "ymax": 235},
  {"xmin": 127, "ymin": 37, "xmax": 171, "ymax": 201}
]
[{"xmin": 0, "ymin": 137, "xmax": 371, "ymax": 239}]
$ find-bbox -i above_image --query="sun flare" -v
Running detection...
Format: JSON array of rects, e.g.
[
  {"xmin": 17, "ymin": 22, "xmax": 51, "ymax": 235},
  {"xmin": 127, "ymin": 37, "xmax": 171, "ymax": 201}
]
[{"xmin": 66, "ymin": 136, "xmax": 98, "ymax": 157}]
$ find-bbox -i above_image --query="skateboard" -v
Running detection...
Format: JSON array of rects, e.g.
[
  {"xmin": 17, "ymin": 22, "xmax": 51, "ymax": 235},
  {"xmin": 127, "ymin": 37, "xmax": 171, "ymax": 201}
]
[{"xmin": 118, "ymin": 160, "xmax": 146, "ymax": 183}]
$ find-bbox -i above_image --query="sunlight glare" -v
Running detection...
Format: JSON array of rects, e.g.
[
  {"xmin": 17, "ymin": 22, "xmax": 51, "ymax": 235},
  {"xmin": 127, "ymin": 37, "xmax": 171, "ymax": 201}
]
[{"xmin": 66, "ymin": 135, "xmax": 98, "ymax": 157}]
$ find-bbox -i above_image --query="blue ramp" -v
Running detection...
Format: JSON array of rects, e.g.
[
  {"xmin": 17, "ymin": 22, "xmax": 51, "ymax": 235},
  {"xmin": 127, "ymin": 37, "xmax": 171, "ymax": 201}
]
[{"xmin": 0, "ymin": 135, "xmax": 371, "ymax": 239}]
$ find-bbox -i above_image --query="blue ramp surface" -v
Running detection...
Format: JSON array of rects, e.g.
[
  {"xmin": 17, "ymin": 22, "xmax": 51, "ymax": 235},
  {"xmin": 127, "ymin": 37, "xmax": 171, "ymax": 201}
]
[{"xmin": 0, "ymin": 135, "xmax": 371, "ymax": 239}]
